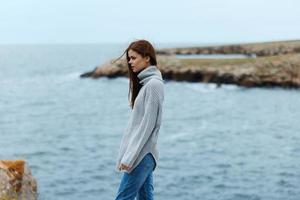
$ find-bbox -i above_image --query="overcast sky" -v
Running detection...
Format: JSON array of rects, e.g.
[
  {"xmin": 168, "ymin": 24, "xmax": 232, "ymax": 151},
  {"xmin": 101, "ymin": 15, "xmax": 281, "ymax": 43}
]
[{"xmin": 0, "ymin": 0, "xmax": 299, "ymax": 44}]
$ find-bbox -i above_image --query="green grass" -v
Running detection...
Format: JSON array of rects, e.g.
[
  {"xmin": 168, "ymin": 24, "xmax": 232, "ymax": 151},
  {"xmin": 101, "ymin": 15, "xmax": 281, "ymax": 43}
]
[{"xmin": 179, "ymin": 53, "xmax": 298, "ymax": 68}]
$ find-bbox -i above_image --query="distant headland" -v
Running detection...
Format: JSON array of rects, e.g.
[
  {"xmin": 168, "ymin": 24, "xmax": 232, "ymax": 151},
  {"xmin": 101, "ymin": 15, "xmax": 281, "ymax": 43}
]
[{"xmin": 80, "ymin": 40, "xmax": 300, "ymax": 88}]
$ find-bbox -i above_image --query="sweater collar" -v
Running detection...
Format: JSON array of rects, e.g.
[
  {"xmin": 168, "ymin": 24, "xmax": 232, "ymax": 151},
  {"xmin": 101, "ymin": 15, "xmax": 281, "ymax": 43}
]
[{"xmin": 137, "ymin": 65, "xmax": 163, "ymax": 85}]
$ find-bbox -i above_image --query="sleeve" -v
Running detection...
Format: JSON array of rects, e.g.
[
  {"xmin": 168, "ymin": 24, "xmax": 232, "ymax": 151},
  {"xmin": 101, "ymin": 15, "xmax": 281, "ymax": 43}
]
[{"xmin": 120, "ymin": 84, "xmax": 161, "ymax": 168}]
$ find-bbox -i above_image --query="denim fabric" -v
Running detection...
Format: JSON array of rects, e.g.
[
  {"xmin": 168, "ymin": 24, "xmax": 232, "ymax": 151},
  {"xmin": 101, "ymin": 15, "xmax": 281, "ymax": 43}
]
[{"xmin": 115, "ymin": 153, "xmax": 155, "ymax": 200}]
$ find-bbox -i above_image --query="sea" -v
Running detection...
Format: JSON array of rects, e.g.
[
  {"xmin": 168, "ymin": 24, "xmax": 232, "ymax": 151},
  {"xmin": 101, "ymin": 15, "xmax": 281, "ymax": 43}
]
[{"xmin": 0, "ymin": 44, "xmax": 299, "ymax": 200}]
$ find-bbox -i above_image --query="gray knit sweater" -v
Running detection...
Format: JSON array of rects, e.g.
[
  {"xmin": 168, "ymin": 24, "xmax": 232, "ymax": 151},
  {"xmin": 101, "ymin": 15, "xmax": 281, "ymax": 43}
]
[{"xmin": 115, "ymin": 65, "xmax": 164, "ymax": 173}]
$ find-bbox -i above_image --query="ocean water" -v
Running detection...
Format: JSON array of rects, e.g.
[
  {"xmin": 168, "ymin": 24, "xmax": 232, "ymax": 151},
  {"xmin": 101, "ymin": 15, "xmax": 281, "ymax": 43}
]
[{"xmin": 0, "ymin": 44, "xmax": 300, "ymax": 200}]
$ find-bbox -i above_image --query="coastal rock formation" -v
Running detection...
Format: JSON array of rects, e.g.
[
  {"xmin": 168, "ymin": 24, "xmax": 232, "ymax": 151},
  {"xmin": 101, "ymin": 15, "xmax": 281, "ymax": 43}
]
[
  {"xmin": 80, "ymin": 40, "xmax": 300, "ymax": 88},
  {"xmin": 0, "ymin": 160, "xmax": 37, "ymax": 200},
  {"xmin": 156, "ymin": 40, "xmax": 300, "ymax": 56}
]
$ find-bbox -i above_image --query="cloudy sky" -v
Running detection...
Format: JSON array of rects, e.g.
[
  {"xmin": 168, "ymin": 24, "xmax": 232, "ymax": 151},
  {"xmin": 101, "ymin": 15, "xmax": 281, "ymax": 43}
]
[{"xmin": 0, "ymin": 0, "xmax": 299, "ymax": 44}]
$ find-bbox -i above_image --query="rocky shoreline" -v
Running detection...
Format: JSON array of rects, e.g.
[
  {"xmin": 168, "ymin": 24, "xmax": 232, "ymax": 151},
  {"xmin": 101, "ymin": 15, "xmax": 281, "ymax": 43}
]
[
  {"xmin": 80, "ymin": 40, "xmax": 300, "ymax": 88},
  {"xmin": 0, "ymin": 160, "xmax": 37, "ymax": 200},
  {"xmin": 157, "ymin": 40, "xmax": 300, "ymax": 56}
]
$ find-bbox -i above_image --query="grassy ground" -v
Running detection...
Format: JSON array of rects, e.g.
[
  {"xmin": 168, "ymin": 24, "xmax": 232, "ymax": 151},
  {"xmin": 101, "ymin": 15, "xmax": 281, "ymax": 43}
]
[{"xmin": 179, "ymin": 53, "xmax": 299, "ymax": 68}]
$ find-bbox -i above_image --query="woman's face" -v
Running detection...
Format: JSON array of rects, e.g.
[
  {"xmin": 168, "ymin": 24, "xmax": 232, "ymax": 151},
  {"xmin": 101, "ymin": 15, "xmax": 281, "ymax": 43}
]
[{"xmin": 128, "ymin": 49, "xmax": 150, "ymax": 73}]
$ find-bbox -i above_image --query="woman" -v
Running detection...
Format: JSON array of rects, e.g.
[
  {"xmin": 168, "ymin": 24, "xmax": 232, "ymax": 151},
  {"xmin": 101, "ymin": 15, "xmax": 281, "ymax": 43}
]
[{"xmin": 114, "ymin": 40, "xmax": 164, "ymax": 200}]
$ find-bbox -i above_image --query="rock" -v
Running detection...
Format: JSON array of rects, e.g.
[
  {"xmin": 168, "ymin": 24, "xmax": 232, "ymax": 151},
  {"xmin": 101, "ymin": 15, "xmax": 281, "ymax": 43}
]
[
  {"xmin": 80, "ymin": 67, "xmax": 97, "ymax": 78},
  {"xmin": 157, "ymin": 40, "xmax": 300, "ymax": 56},
  {"xmin": 0, "ymin": 160, "xmax": 37, "ymax": 200}
]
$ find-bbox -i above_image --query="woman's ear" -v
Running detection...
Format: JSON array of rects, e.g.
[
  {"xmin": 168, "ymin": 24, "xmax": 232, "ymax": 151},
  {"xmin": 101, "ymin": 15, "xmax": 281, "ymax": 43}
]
[{"xmin": 145, "ymin": 56, "xmax": 150, "ymax": 63}]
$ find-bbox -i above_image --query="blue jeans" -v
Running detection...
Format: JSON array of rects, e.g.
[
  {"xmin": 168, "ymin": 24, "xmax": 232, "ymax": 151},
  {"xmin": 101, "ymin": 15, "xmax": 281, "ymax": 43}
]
[{"xmin": 115, "ymin": 153, "xmax": 155, "ymax": 200}]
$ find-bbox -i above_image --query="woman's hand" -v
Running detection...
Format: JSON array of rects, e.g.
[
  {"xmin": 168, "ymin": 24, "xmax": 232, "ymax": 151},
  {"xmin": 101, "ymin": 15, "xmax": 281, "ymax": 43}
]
[{"xmin": 119, "ymin": 163, "xmax": 131, "ymax": 171}]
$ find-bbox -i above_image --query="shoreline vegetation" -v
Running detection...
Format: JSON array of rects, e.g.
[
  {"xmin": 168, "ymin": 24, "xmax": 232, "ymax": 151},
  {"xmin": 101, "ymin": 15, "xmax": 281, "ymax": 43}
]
[{"xmin": 80, "ymin": 40, "xmax": 300, "ymax": 88}]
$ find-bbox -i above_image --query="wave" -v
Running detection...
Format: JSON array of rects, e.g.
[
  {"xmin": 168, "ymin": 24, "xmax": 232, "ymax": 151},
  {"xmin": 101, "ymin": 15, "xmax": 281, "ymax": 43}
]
[{"xmin": 184, "ymin": 82, "xmax": 239, "ymax": 93}]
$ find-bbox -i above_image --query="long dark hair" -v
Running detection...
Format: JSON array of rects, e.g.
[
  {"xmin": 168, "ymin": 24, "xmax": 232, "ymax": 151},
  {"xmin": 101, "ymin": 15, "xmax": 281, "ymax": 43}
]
[{"xmin": 116, "ymin": 40, "xmax": 157, "ymax": 109}]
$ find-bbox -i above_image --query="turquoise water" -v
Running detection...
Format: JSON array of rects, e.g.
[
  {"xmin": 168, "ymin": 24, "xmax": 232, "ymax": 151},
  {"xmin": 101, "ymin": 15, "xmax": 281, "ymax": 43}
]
[{"xmin": 0, "ymin": 44, "xmax": 300, "ymax": 200}]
